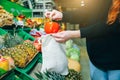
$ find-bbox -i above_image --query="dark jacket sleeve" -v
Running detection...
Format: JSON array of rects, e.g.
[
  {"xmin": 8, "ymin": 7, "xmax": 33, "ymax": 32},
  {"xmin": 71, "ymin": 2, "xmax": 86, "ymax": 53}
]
[
  {"xmin": 80, "ymin": 21, "xmax": 109, "ymax": 38},
  {"xmin": 80, "ymin": 19, "xmax": 120, "ymax": 38}
]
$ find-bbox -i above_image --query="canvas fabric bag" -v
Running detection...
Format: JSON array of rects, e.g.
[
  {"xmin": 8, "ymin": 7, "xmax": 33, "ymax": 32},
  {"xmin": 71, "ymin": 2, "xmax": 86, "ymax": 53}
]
[{"xmin": 40, "ymin": 34, "xmax": 68, "ymax": 75}]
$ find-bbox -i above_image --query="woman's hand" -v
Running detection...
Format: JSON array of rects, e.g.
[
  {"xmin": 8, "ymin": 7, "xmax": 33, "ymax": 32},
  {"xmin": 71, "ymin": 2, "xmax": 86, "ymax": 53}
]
[
  {"xmin": 44, "ymin": 10, "xmax": 63, "ymax": 20},
  {"xmin": 51, "ymin": 30, "xmax": 80, "ymax": 43}
]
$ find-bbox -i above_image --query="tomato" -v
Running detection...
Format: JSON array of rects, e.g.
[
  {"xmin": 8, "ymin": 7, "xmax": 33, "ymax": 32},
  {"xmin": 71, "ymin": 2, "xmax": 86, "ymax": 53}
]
[
  {"xmin": 44, "ymin": 22, "xmax": 60, "ymax": 34},
  {"xmin": 18, "ymin": 14, "xmax": 25, "ymax": 19}
]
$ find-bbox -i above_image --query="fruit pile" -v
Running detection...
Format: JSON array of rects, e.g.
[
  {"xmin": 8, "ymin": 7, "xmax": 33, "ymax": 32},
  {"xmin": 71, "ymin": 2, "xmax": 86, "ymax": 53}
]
[
  {"xmin": 0, "ymin": 6, "xmax": 14, "ymax": 27},
  {"xmin": 0, "ymin": 41, "xmax": 38, "ymax": 68}
]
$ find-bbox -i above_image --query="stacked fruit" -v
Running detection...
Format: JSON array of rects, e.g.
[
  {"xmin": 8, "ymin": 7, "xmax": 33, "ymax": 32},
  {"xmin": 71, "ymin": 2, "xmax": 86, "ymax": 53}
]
[
  {"xmin": 0, "ymin": 41, "xmax": 38, "ymax": 68},
  {"xmin": 0, "ymin": 6, "xmax": 13, "ymax": 27},
  {"xmin": 22, "ymin": 41, "xmax": 38, "ymax": 59}
]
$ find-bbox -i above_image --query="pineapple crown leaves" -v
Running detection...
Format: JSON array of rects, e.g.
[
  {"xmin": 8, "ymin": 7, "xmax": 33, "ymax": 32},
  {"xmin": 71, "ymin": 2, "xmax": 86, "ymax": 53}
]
[
  {"xmin": 0, "ymin": 35, "xmax": 5, "ymax": 49},
  {"xmin": 35, "ymin": 69, "xmax": 82, "ymax": 80},
  {"xmin": 65, "ymin": 69, "xmax": 82, "ymax": 80},
  {"xmin": 0, "ymin": 36, "xmax": 4, "ymax": 44},
  {"xmin": 34, "ymin": 71, "xmax": 50, "ymax": 80},
  {"xmin": 3, "ymin": 33, "xmax": 24, "ymax": 48},
  {"xmin": 34, "ymin": 71, "xmax": 47, "ymax": 80},
  {"xmin": 34, "ymin": 71, "xmax": 65, "ymax": 80}
]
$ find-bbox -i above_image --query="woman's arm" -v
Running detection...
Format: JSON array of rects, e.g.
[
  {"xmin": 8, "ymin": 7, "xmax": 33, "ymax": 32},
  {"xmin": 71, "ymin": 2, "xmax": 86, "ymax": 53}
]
[
  {"xmin": 80, "ymin": 21, "xmax": 107, "ymax": 38},
  {"xmin": 52, "ymin": 30, "xmax": 80, "ymax": 42},
  {"xmin": 80, "ymin": 20, "xmax": 119, "ymax": 38}
]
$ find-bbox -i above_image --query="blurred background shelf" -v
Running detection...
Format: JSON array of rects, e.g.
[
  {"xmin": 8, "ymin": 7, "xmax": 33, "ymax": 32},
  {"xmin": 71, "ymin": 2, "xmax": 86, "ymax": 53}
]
[{"xmin": 68, "ymin": 23, "xmax": 91, "ymax": 80}]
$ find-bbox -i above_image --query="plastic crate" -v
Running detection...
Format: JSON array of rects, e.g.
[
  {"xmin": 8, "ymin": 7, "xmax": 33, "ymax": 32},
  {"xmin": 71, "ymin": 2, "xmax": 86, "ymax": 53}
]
[
  {"xmin": 0, "ymin": 28, "xmax": 7, "ymax": 35},
  {"xmin": 1, "ymin": 26, "xmax": 34, "ymax": 41},
  {"xmin": 2, "ymin": 25, "xmax": 32, "ymax": 34},
  {"xmin": 0, "ymin": 0, "xmax": 32, "ymax": 17},
  {"xmin": 15, "ymin": 53, "xmax": 42, "ymax": 73},
  {"xmin": 2, "ymin": 26, "xmax": 35, "ymax": 41},
  {"xmin": 1, "ymin": 69, "xmax": 34, "ymax": 80}
]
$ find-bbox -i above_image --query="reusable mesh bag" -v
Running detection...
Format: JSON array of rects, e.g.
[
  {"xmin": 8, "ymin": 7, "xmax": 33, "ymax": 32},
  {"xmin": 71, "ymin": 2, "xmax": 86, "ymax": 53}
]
[{"xmin": 40, "ymin": 34, "xmax": 68, "ymax": 75}]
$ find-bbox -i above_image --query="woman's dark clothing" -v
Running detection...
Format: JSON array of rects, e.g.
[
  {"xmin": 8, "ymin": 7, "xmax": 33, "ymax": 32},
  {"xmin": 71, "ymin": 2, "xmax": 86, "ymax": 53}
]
[{"xmin": 62, "ymin": 0, "xmax": 120, "ymax": 70}]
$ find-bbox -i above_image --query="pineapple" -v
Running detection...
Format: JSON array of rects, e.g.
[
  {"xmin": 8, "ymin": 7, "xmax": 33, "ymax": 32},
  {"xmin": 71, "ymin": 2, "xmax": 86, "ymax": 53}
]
[
  {"xmin": 0, "ymin": 33, "xmax": 38, "ymax": 68},
  {"xmin": 0, "ymin": 35, "xmax": 5, "ymax": 49},
  {"xmin": 15, "ymin": 44, "xmax": 30, "ymax": 61},
  {"xmin": 11, "ymin": 47, "xmax": 28, "ymax": 67},
  {"xmin": 65, "ymin": 69, "xmax": 82, "ymax": 80},
  {"xmin": 35, "ymin": 71, "xmax": 65, "ymax": 80},
  {"xmin": 0, "ymin": 47, "xmax": 28, "ymax": 68},
  {"xmin": 22, "ymin": 42, "xmax": 38, "ymax": 59},
  {"xmin": 0, "ymin": 48, "xmax": 12, "ymax": 56},
  {"xmin": 0, "ymin": 41, "xmax": 38, "ymax": 68}
]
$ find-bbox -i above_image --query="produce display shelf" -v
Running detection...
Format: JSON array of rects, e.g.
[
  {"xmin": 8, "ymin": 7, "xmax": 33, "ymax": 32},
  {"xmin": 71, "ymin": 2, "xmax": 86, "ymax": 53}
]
[
  {"xmin": 0, "ymin": 28, "xmax": 8, "ymax": 35},
  {"xmin": 0, "ymin": 27, "xmax": 35, "ymax": 41},
  {"xmin": 1, "ymin": 69, "xmax": 34, "ymax": 80},
  {"xmin": 0, "ymin": 26, "xmax": 43, "ymax": 79},
  {"xmin": 0, "ymin": 0, "xmax": 32, "ymax": 17},
  {"xmin": 2, "ymin": 25, "xmax": 32, "ymax": 33},
  {"xmin": 15, "ymin": 53, "xmax": 42, "ymax": 73}
]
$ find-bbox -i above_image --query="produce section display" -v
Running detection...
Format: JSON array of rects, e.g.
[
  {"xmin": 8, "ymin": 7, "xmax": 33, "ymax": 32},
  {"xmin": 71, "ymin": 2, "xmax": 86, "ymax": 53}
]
[
  {"xmin": 0, "ymin": 41, "xmax": 38, "ymax": 68},
  {"xmin": 0, "ymin": 1, "xmax": 82, "ymax": 80},
  {"xmin": 0, "ymin": 6, "xmax": 14, "ymax": 27},
  {"xmin": 0, "ymin": 5, "xmax": 41, "ymax": 79},
  {"xmin": 0, "ymin": 0, "xmax": 32, "ymax": 17}
]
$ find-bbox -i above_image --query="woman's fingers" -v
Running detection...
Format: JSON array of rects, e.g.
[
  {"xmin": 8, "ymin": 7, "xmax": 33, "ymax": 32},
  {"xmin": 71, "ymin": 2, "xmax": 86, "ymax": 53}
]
[{"xmin": 45, "ymin": 10, "xmax": 63, "ymax": 20}]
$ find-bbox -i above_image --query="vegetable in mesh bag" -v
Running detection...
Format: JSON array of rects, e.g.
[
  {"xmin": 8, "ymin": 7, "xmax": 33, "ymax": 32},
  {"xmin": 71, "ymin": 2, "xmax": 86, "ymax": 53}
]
[{"xmin": 40, "ymin": 34, "xmax": 68, "ymax": 75}]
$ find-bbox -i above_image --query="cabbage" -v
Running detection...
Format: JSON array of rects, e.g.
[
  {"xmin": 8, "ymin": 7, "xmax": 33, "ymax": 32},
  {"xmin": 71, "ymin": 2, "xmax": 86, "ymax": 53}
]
[
  {"xmin": 65, "ymin": 40, "xmax": 73, "ymax": 49},
  {"xmin": 66, "ymin": 48, "xmax": 80, "ymax": 61},
  {"xmin": 70, "ymin": 54, "xmax": 80, "ymax": 62}
]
